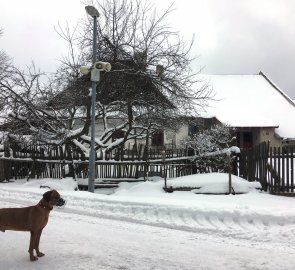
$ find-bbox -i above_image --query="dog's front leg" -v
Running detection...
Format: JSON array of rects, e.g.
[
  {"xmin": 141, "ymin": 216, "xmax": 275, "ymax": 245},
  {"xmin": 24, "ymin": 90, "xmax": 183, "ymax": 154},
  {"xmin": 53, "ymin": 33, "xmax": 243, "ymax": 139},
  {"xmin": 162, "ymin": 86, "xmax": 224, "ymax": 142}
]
[
  {"xmin": 29, "ymin": 231, "xmax": 38, "ymax": 261},
  {"xmin": 35, "ymin": 229, "xmax": 45, "ymax": 258}
]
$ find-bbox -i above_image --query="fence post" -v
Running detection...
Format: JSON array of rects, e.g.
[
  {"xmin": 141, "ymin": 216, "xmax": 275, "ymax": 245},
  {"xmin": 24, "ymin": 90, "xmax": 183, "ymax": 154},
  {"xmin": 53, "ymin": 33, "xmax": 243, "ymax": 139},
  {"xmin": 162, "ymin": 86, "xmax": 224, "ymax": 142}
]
[
  {"xmin": 4, "ymin": 141, "xmax": 12, "ymax": 181},
  {"xmin": 291, "ymin": 147, "xmax": 294, "ymax": 192},
  {"xmin": 228, "ymin": 152, "xmax": 232, "ymax": 194},
  {"xmin": 269, "ymin": 147, "xmax": 273, "ymax": 194},
  {"xmin": 162, "ymin": 149, "xmax": 167, "ymax": 191}
]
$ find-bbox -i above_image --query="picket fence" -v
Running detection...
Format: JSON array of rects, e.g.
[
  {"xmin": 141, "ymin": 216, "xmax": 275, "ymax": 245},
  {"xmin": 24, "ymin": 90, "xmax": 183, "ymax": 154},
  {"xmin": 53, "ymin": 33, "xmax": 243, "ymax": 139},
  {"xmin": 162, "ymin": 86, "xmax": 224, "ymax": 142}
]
[
  {"xmin": 267, "ymin": 146, "xmax": 295, "ymax": 195},
  {"xmin": 0, "ymin": 143, "xmax": 194, "ymax": 183},
  {"xmin": 1, "ymin": 141, "xmax": 295, "ymax": 196},
  {"xmin": 235, "ymin": 142, "xmax": 295, "ymax": 195}
]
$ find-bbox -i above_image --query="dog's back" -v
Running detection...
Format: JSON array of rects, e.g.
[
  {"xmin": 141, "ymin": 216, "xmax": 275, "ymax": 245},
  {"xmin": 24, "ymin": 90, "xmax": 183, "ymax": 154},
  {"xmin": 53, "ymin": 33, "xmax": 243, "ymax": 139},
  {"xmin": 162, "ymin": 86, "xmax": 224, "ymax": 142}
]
[{"xmin": 0, "ymin": 206, "xmax": 36, "ymax": 232}]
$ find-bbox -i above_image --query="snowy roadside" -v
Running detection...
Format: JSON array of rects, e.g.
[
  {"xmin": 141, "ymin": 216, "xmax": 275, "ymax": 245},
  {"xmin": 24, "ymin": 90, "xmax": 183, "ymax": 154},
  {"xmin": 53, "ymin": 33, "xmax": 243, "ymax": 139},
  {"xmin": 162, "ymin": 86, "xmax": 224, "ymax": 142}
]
[
  {"xmin": 1, "ymin": 174, "xmax": 295, "ymax": 270},
  {"xmin": 1, "ymin": 174, "xmax": 295, "ymax": 253},
  {"xmin": 1, "ymin": 206, "xmax": 295, "ymax": 270}
]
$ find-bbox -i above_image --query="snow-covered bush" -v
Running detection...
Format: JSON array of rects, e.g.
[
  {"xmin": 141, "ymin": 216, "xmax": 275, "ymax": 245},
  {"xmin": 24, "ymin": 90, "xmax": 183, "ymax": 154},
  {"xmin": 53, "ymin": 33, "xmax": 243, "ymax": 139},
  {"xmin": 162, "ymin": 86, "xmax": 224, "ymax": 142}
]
[{"xmin": 185, "ymin": 125, "xmax": 236, "ymax": 173}]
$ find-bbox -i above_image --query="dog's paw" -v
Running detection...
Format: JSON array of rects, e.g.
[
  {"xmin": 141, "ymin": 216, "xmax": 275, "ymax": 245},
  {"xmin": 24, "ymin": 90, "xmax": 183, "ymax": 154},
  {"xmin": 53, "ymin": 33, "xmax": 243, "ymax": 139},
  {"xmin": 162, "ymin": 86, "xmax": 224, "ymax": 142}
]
[
  {"xmin": 30, "ymin": 255, "xmax": 38, "ymax": 261},
  {"xmin": 37, "ymin": 252, "xmax": 45, "ymax": 257}
]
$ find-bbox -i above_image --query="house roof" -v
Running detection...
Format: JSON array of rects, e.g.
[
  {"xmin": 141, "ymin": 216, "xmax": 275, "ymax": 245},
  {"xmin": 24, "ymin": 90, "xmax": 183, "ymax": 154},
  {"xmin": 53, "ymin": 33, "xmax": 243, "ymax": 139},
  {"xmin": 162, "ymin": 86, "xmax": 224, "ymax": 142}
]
[{"xmin": 197, "ymin": 72, "xmax": 295, "ymax": 140}]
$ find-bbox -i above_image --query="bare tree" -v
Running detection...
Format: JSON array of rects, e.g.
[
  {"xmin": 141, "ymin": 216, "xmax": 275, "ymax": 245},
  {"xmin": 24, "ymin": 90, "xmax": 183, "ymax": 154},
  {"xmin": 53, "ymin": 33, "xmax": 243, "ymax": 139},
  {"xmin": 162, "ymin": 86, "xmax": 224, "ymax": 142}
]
[
  {"xmin": 53, "ymin": 0, "xmax": 211, "ymax": 153},
  {"xmin": 0, "ymin": 28, "xmax": 90, "ymax": 146},
  {"xmin": 0, "ymin": 28, "xmax": 13, "ymax": 112},
  {"xmin": 0, "ymin": 1, "xmax": 212, "ymax": 159}
]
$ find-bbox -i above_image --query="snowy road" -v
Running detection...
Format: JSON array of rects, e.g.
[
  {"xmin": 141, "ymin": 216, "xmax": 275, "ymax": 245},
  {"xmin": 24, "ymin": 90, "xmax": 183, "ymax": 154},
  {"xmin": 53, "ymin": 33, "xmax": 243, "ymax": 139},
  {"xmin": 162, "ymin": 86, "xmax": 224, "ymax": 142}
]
[
  {"xmin": 1, "ymin": 188, "xmax": 295, "ymax": 250},
  {"xmin": 1, "ymin": 187, "xmax": 295, "ymax": 270},
  {"xmin": 1, "ymin": 200, "xmax": 295, "ymax": 270}
]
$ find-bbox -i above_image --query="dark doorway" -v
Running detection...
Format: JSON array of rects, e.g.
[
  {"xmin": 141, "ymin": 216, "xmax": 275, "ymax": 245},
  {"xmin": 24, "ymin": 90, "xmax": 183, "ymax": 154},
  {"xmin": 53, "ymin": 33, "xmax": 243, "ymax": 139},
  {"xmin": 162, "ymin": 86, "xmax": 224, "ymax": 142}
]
[
  {"xmin": 243, "ymin": 132, "xmax": 253, "ymax": 149},
  {"xmin": 237, "ymin": 131, "xmax": 253, "ymax": 149},
  {"xmin": 152, "ymin": 130, "xmax": 164, "ymax": 146}
]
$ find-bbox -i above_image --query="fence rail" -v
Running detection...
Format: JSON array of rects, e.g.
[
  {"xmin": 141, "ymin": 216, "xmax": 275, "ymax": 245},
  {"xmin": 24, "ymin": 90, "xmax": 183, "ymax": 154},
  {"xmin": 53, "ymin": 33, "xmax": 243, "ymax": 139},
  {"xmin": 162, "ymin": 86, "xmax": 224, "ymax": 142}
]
[{"xmin": 3, "ymin": 142, "xmax": 189, "ymax": 161}]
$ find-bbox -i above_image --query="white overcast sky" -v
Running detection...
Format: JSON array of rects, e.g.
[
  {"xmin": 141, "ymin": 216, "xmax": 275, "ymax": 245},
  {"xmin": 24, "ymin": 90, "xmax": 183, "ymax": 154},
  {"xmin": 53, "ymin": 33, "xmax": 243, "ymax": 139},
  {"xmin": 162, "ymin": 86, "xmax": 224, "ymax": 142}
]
[{"xmin": 1, "ymin": 0, "xmax": 295, "ymax": 98}]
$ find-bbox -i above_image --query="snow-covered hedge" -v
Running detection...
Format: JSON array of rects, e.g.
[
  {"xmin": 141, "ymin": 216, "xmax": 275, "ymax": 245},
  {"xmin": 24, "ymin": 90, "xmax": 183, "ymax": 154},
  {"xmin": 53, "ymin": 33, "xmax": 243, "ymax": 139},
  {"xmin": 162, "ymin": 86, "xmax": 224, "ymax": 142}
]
[{"xmin": 184, "ymin": 125, "xmax": 238, "ymax": 173}]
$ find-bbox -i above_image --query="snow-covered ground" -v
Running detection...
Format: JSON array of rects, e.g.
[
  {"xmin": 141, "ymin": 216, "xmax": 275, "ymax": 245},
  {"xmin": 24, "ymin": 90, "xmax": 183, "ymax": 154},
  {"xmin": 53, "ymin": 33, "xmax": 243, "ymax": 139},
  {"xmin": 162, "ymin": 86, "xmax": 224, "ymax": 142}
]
[{"xmin": 1, "ymin": 173, "xmax": 295, "ymax": 270}]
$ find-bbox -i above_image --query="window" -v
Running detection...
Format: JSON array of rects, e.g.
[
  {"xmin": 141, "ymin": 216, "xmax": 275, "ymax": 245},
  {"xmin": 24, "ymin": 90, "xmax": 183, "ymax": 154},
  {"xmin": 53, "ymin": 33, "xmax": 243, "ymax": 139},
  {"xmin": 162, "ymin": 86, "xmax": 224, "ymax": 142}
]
[{"xmin": 151, "ymin": 130, "xmax": 164, "ymax": 146}]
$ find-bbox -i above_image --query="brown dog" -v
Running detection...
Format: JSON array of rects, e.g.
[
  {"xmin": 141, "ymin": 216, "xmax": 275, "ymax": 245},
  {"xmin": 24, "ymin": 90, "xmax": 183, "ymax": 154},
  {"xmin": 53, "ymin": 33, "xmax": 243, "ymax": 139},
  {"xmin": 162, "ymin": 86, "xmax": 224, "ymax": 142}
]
[{"xmin": 0, "ymin": 190, "xmax": 65, "ymax": 261}]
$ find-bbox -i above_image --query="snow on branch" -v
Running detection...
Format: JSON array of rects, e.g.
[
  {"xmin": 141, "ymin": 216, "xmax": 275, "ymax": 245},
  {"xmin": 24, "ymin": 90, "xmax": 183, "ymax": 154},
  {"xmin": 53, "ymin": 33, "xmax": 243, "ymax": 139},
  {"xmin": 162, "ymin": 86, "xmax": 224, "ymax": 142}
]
[
  {"xmin": 193, "ymin": 146, "xmax": 240, "ymax": 160},
  {"xmin": 73, "ymin": 139, "xmax": 89, "ymax": 157}
]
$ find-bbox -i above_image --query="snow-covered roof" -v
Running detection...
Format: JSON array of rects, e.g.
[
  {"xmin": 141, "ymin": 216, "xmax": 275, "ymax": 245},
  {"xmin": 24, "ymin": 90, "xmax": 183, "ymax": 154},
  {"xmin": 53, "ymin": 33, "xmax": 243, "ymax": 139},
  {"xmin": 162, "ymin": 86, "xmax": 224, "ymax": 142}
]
[{"xmin": 197, "ymin": 72, "xmax": 295, "ymax": 140}]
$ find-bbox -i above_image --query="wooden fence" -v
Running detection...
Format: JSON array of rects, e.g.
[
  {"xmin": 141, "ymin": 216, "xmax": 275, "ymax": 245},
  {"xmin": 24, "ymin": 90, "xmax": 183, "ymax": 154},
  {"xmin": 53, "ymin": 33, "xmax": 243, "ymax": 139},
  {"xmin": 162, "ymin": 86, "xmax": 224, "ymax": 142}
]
[
  {"xmin": 1, "ymin": 141, "xmax": 295, "ymax": 196},
  {"xmin": 267, "ymin": 146, "xmax": 295, "ymax": 195},
  {"xmin": 0, "ymin": 156, "xmax": 196, "ymax": 182},
  {"xmin": 234, "ymin": 142, "xmax": 295, "ymax": 195},
  {"xmin": 0, "ymin": 142, "xmax": 194, "ymax": 182},
  {"xmin": 4, "ymin": 142, "xmax": 189, "ymax": 161},
  {"xmin": 235, "ymin": 142, "xmax": 269, "ymax": 191},
  {"xmin": 0, "ymin": 142, "xmax": 195, "ymax": 182}
]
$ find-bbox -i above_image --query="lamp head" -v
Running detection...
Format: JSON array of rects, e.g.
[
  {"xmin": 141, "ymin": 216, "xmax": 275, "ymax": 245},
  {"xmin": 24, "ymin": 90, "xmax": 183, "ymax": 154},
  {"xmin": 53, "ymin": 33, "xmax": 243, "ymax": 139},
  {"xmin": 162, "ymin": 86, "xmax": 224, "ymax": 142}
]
[
  {"xmin": 93, "ymin": 61, "xmax": 112, "ymax": 72},
  {"xmin": 80, "ymin": 66, "xmax": 91, "ymax": 75},
  {"xmin": 85, "ymin": 6, "xmax": 100, "ymax": 17}
]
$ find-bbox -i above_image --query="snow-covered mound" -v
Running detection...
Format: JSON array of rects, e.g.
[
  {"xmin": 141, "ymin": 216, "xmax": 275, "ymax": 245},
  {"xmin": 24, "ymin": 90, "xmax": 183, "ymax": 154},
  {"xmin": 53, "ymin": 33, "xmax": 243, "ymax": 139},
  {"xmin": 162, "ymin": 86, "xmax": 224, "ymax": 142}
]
[
  {"xmin": 169, "ymin": 173, "xmax": 261, "ymax": 194},
  {"xmin": 114, "ymin": 173, "xmax": 261, "ymax": 195}
]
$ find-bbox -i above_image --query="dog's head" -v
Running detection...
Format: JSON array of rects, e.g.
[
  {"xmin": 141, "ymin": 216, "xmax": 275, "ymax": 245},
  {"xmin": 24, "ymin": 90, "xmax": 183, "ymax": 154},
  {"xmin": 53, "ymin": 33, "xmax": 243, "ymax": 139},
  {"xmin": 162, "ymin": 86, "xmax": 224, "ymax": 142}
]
[{"xmin": 42, "ymin": 190, "xmax": 66, "ymax": 209}]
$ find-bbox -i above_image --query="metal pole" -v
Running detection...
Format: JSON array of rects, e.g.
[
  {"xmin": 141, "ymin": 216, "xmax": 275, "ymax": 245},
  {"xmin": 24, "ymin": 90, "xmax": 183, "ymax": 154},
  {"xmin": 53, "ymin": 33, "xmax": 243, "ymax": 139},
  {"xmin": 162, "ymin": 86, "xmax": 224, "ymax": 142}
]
[{"xmin": 88, "ymin": 15, "xmax": 98, "ymax": 193}]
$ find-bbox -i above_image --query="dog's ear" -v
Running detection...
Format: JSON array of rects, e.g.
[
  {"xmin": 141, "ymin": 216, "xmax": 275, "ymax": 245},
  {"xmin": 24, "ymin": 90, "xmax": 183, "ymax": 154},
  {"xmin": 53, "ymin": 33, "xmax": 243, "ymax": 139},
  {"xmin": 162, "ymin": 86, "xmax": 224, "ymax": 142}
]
[{"xmin": 43, "ymin": 190, "xmax": 52, "ymax": 202}]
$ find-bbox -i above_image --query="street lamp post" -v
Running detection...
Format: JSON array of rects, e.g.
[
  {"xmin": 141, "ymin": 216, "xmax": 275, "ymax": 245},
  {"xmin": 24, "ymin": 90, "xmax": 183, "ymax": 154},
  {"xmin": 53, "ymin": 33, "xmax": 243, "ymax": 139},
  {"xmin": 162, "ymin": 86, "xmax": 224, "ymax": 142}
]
[{"xmin": 85, "ymin": 5, "xmax": 100, "ymax": 193}]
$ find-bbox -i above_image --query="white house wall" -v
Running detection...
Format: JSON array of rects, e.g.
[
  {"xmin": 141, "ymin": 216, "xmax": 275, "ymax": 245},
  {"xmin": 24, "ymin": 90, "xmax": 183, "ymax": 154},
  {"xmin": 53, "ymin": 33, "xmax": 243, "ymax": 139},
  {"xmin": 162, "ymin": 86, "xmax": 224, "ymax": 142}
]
[
  {"xmin": 256, "ymin": 127, "xmax": 281, "ymax": 147},
  {"xmin": 174, "ymin": 125, "xmax": 189, "ymax": 147}
]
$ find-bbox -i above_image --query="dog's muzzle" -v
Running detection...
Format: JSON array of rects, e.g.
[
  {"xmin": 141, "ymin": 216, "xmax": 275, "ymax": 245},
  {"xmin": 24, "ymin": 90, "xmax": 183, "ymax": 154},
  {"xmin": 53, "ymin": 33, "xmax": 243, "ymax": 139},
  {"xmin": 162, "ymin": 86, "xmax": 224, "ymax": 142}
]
[{"xmin": 55, "ymin": 197, "xmax": 66, "ymax": 207}]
